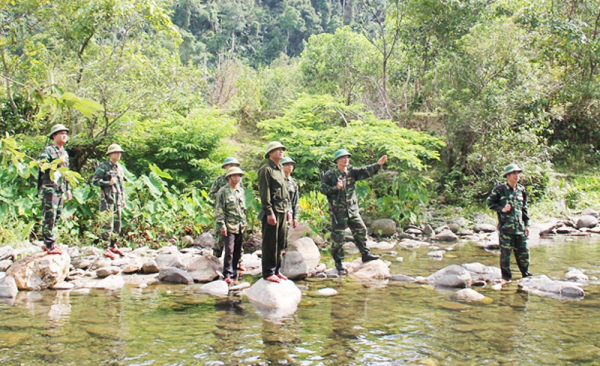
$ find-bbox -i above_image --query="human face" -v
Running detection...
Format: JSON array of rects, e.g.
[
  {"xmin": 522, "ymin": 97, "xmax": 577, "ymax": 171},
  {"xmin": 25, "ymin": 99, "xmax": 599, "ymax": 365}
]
[
  {"xmin": 269, "ymin": 148, "xmax": 285, "ymax": 163},
  {"xmin": 52, "ymin": 131, "xmax": 68, "ymax": 147},
  {"xmin": 336, "ymin": 155, "xmax": 350, "ymax": 171},
  {"xmin": 506, "ymin": 171, "xmax": 521, "ymax": 186},
  {"xmin": 109, "ymin": 152, "xmax": 122, "ymax": 162},
  {"xmin": 229, "ymin": 174, "xmax": 242, "ymax": 186},
  {"xmin": 283, "ymin": 163, "xmax": 295, "ymax": 176}
]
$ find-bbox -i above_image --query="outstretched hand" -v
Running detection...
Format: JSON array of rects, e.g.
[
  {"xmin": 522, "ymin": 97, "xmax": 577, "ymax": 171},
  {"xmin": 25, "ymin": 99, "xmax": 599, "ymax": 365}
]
[{"xmin": 377, "ymin": 155, "xmax": 388, "ymax": 166}]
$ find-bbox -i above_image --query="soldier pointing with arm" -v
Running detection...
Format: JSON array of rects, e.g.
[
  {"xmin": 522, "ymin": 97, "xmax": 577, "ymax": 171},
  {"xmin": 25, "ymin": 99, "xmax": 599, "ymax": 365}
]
[
  {"xmin": 93, "ymin": 144, "xmax": 126, "ymax": 259},
  {"xmin": 320, "ymin": 149, "xmax": 388, "ymax": 274}
]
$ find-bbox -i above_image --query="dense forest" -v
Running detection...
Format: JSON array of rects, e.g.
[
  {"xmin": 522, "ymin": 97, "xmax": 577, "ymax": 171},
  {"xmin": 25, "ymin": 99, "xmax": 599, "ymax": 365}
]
[{"xmin": 1, "ymin": 0, "xmax": 599, "ymax": 246}]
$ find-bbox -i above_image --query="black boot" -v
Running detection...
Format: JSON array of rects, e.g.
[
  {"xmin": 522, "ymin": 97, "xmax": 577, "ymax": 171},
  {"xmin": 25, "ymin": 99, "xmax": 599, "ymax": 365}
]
[
  {"xmin": 335, "ymin": 260, "xmax": 347, "ymax": 275},
  {"xmin": 361, "ymin": 252, "xmax": 380, "ymax": 262}
]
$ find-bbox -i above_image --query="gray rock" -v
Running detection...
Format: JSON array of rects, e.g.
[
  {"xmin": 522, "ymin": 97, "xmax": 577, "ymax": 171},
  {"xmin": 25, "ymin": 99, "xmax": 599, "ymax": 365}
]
[
  {"xmin": 448, "ymin": 224, "xmax": 461, "ymax": 233},
  {"xmin": 0, "ymin": 276, "xmax": 18, "ymax": 298},
  {"xmin": 462, "ymin": 262, "xmax": 502, "ymax": 282},
  {"xmin": 577, "ymin": 215, "xmax": 598, "ymax": 229},
  {"xmin": 0, "ymin": 246, "xmax": 14, "ymax": 261},
  {"xmin": 111, "ymin": 257, "xmax": 130, "ymax": 267},
  {"xmin": 86, "ymin": 275, "xmax": 125, "ymax": 290},
  {"xmin": 434, "ymin": 229, "xmax": 458, "ymax": 242},
  {"xmin": 51, "ymin": 281, "xmax": 74, "ymax": 290},
  {"xmin": 288, "ymin": 237, "xmax": 321, "ymax": 269},
  {"xmin": 367, "ymin": 241, "xmax": 395, "ymax": 250},
  {"xmin": 142, "ymin": 259, "xmax": 160, "ymax": 274},
  {"xmin": 456, "ymin": 229, "xmax": 474, "ymax": 236},
  {"xmin": 155, "ymin": 253, "xmax": 184, "ymax": 269},
  {"xmin": 186, "ymin": 256, "xmax": 221, "ymax": 282},
  {"xmin": 389, "ymin": 274, "xmax": 416, "ymax": 282},
  {"xmin": 72, "ymin": 257, "xmax": 92, "ymax": 270},
  {"xmin": 287, "ymin": 222, "xmax": 313, "ymax": 243},
  {"xmin": 313, "ymin": 235, "xmax": 326, "ymax": 248},
  {"xmin": 229, "ymin": 282, "xmax": 251, "ymax": 291},
  {"xmin": 405, "ymin": 227, "xmax": 423, "ymax": 235},
  {"xmin": 426, "ymin": 264, "xmax": 472, "ymax": 288},
  {"xmin": 132, "ymin": 247, "xmax": 151, "ymax": 256},
  {"xmin": 348, "ymin": 259, "xmax": 390, "ymax": 280},
  {"xmin": 0, "ymin": 259, "xmax": 13, "ymax": 272},
  {"xmin": 530, "ymin": 219, "xmax": 560, "ymax": 235},
  {"xmin": 565, "ymin": 269, "xmax": 589, "ymax": 283},
  {"xmin": 80, "ymin": 246, "xmax": 102, "ymax": 257},
  {"xmin": 198, "ymin": 280, "xmax": 229, "ymax": 297},
  {"xmin": 6, "ymin": 250, "xmax": 70, "ymax": 290},
  {"xmin": 91, "ymin": 257, "xmax": 112, "ymax": 270},
  {"xmin": 121, "ymin": 257, "xmax": 144, "ymax": 273},
  {"xmin": 158, "ymin": 267, "xmax": 194, "ymax": 285},
  {"xmin": 428, "ymin": 250, "xmax": 445, "ymax": 259},
  {"xmin": 181, "ymin": 235, "xmax": 194, "ymax": 247},
  {"xmin": 193, "ymin": 232, "xmax": 215, "ymax": 248},
  {"xmin": 423, "ymin": 224, "xmax": 434, "ymax": 236},
  {"xmin": 398, "ymin": 239, "xmax": 430, "ymax": 249},
  {"xmin": 245, "ymin": 278, "xmax": 302, "ymax": 311},
  {"xmin": 370, "ymin": 219, "xmax": 397, "ymax": 237},
  {"xmin": 448, "ymin": 217, "xmax": 467, "ymax": 227},
  {"xmin": 581, "ymin": 208, "xmax": 598, "ymax": 218},
  {"xmin": 281, "ymin": 251, "xmax": 309, "ymax": 280},
  {"xmin": 240, "ymin": 253, "xmax": 261, "ymax": 269},
  {"xmin": 556, "ymin": 226, "xmax": 578, "ymax": 234},
  {"xmin": 96, "ymin": 266, "xmax": 122, "ymax": 278},
  {"xmin": 158, "ymin": 246, "xmax": 179, "ymax": 255},
  {"xmin": 317, "ymin": 288, "xmax": 338, "ymax": 296},
  {"xmin": 451, "ymin": 288, "xmax": 486, "ymax": 303},
  {"xmin": 474, "ymin": 223, "xmax": 496, "ymax": 233},
  {"xmin": 434, "ymin": 225, "xmax": 449, "ymax": 234},
  {"xmin": 519, "ymin": 275, "xmax": 585, "ymax": 299}
]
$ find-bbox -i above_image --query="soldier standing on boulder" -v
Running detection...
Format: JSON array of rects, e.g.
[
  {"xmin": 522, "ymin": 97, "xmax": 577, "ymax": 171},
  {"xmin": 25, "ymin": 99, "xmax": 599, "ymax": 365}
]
[
  {"xmin": 282, "ymin": 157, "xmax": 300, "ymax": 230},
  {"xmin": 38, "ymin": 124, "xmax": 72, "ymax": 255},
  {"xmin": 258, "ymin": 142, "xmax": 290, "ymax": 283},
  {"xmin": 487, "ymin": 163, "xmax": 532, "ymax": 281},
  {"xmin": 215, "ymin": 167, "xmax": 247, "ymax": 284},
  {"xmin": 320, "ymin": 149, "xmax": 387, "ymax": 274},
  {"xmin": 92, "ymin": 144, "xmax": 126, "ymax": 259}
]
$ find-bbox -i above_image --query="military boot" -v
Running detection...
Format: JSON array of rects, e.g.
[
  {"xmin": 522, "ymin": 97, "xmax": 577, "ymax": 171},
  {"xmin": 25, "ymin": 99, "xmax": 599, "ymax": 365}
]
[
  {"xmin": 361, "ymin": 252, "xmax": 380, "ymax": 262},
  {"xmin": 335, "ymin": 260, "xmax": 347, "ymax": 275}
]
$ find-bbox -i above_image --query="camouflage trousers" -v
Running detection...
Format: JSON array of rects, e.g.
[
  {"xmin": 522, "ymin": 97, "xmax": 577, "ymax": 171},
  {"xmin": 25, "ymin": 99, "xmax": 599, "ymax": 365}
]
[
  {"xmin": 330, "ymin": 214, "xmax": 371, "ymax": 262},
  {"xmin": 499, "ymin": 232, "xmax": 531, "ymax": 280},
  {"xmin": 100, "ymin": 198, "xmax": 122, "ymax": 248},
  {"xmin": 41, "ymin": 188, "xmax": 64, "ymax": 249}
]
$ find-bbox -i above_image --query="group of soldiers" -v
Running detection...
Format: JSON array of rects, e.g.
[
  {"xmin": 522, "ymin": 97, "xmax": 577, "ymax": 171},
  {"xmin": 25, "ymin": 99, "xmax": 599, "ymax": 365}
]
[{"xmin": 38, "ymin": 124, "xmax": 532, "ymax": 283}]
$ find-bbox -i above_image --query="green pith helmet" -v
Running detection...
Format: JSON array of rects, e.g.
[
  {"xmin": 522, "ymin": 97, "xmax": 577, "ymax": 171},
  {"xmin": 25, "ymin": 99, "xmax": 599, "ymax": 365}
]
[
  {"xmin": 222, "ymin": 156, "xmax": 240, "ymax": 168},
  {"xmin": 106, "ymin": 144, "xmax": 125, "ymax": 155},
  {"xmin": 281, "ymin": 157, "xmax": 296, "ymax": 165},
  {"xmin": 225, "ymin": 166, "xmax": 245, "ymax": 178},
  {"xmin": 264, "ymin": 141, "xmax": 286, "ymax": 159},
  {"xmin": 503, "ymin": 163, "xmax": 523, "ymax": 177},
  {"xmin": 48, "ymin": 124, "xmax": 69, "ymax": 138},
  {"xmin": 333, "ymin": 149, "xmax": 351, "ymax": 163}
]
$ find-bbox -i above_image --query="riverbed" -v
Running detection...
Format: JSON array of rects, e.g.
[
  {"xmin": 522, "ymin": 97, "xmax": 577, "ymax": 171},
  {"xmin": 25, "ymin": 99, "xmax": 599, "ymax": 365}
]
[{"xmin": 2, "ymin": 235, "xmax": 600, "ymax": 365}]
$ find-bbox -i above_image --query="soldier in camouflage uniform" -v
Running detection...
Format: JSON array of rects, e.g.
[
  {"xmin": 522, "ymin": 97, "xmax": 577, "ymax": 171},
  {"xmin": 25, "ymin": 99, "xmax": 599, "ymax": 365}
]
[
  {"xmin": 487, "ymin": 163, "xmax": 532, "ymax": 281},
  {"xmin": 320, "ymin": 149, "xmax": 388, "ymax": 273},
  {"xmin": 92, "ymin": 144, "xmax": 126, "ymax": 259},
  {"xmin": 38, "ymin": 124, "xmax": 73, "ymax": 255},
  {"xmin": 215, "ymin": 167, "xmax": 247, "ymax": 284},
  {"xmin": 209, "ymin": 157, "xmax": 242, "ymax": 260},
  {"xmin": 282, "ymin": 157, "xmax": 300, "ymax": 230},
  {"xmin": 258, "ymin": 141, "xmax": 290, "ymax": 283}
]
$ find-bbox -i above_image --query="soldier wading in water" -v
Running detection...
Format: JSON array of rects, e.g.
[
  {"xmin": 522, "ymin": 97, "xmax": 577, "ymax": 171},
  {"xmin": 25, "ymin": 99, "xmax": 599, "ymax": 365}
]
[
  {"xmin": 93, "ymin": 144, "xmax": 127, "ymax": 259},
  {"xmin": 320, "ymin": 149, "xmax": 388, "ymax": 274},
  {"xmin": 487, "ymin": 163, "xmax": 533, "ymax": 281},
  {"xmin": 38, "ymin": 124, "xmax": 73, "ymax": 255}
]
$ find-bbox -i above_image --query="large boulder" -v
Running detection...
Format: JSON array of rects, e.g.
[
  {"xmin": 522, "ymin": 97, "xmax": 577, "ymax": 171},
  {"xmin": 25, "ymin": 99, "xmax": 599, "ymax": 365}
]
[
  {"xmin": 287, "ymin": 222, "xmax": 313, "ymax": 243},
  {"xmin": 6, "ymin": 251, "xmax": 70, "ymax": 290},
  {"xmin": 240, "ymin": 253, "xmax": 261, "ymax": 269},
  {"xmin": 245, "ymin": 279, "xmax": 302, "ymax": 311},
  {"xmin": 280, "ymin": 251, "xmax": 309, "ymax": 280},
  {"xmin": 155, "ymin": 253, "xmax": 184, "ymax": 269},
  {"xmin": 0, "ymin": 276, "xmax": 18, "ymax": 298},
  {"xmin": 158, "ymin": 267, "xmax": 194, "ymax": 285},
  {"xmin": 142, "ymin": 259, "xmax": 160, "ymax": 274},
  {"xmin": 577, "ymin": 215, "xmax": 598, "ymax": 229},
  {"xmin": 194, "ymin": 232, "xmax": 215, "ymax": 248},
  {"xmin": 519, "ymin": 275, "xmax": 585, "ymax": 299},
  {"xmin": 370, "ymin": 219, "xmax": 397, "ymax": 237},
  {"xmin": 186, "ymin": 256, "xmax": 221, "ymax": 283},
  {"xmin": 426, "ymin": 264, "xmax": 472, "ymax": 288},
  {"xmin": 288, "ymin": 237, "xmax": 320, "ymax": 269},
  {"xmin": 349, "ymin": 259, "xmax": 390, "ymax": 280}
]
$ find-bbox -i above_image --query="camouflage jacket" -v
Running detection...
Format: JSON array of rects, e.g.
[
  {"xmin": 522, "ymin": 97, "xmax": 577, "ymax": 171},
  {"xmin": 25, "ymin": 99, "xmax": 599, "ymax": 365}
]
[
  {"xmin": 487, "ymin": 182, "xmax": 529, "ymax": 235},
  {"xmin": 209, "ymin": 174, "xmax": 244, "ymax": 201},
  {"xmin": 92, "ymin": 160, "xmax": 125, "ymax": 204},
  {"xmin": 258, "ymin": 159, "xmax": 289, "ymax": 216},
  {"xmin": 286, "ymin": 176, "xmax": 300, "ymax": 221},
  {"xmin": 320, "ymin": 163, "xmax": 380, "ymax": 218},
  {"xmin": 215, "ymin": 184, "xmax": 247, "ymax": 234},
  {"xmin": 38, "ymin": 144, "xmax": 70, "ymax": 193}
]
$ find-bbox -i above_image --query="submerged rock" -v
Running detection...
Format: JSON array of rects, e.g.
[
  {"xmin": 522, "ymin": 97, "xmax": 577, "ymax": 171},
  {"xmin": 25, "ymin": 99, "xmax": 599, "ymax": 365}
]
[
  {"xmin": 565, "ymin": 269, "xmax": 589, "ymax": 283},
  {"xmin": 519, "ymin": 275, "xmax": 585, "ymax": 299},
  {"xmin": 462, "ymin": 262, "xmax": 502, "ymax": 283},
  {"xmin": 389, "ymin": 274, "xmax": 416, "ymax": 283},
  {"xmin": 6, "ymin": 251, "xmax": 70, "ymax": 290},
  {"xmin": 245, "ymin": 278, "xmax": 302, "ymax": 311},
  {"xmin": 426, "ymin": 265, "xmax": 472, "ymax": 288},
  {"xmin": 317, "ymin": 288, "xmax": 338, "ymax": 296},
  {"xmin": 451, "ymin": 288, "xmax": 485, "ymax": 303}
]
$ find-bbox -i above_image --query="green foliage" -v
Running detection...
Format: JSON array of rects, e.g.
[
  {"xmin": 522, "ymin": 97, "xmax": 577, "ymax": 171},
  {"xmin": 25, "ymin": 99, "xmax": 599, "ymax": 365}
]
[
  {"xmin": 298, "ymin": 191, "xmax": 331, "ymax": 236},
  {"xmin": 258, "ymin": 94, "xmax": 444, "ymax": 191},
  {"xmin": 376, "ymin": 172, "xmax": 432, "ymax": 225}
]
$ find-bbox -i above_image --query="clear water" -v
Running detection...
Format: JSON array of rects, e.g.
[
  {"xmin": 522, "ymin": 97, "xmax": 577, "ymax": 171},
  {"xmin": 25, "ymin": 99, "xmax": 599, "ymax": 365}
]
[{"xmin": 2, "ymin": 236, "xmax": 600, "ymax": 365}]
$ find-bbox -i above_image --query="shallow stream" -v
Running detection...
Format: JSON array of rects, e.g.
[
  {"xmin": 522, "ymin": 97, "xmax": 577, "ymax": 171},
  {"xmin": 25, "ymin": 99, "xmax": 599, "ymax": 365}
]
[{"xmin": 2, "ymin": 236, "xmax": 600, "ymax": 365}]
